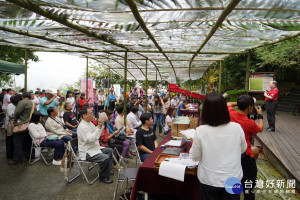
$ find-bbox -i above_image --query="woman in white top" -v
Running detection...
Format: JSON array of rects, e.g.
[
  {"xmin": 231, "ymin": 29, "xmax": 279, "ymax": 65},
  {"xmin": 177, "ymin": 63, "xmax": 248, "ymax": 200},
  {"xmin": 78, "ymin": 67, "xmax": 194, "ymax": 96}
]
[
  {"xmin": 28, "ymin": 111, "xmax": 65, "ymax": 165},
  {"xmin": 66, "ymin": 91, "xmax": 76, "ymax": 112},
  {"xmin": 164, "ymin": 106, "xmax": 175, "ymax": 135},
  {"xmin": 190, "ymin": 92, "xmax": 247, "ymax": 200}
]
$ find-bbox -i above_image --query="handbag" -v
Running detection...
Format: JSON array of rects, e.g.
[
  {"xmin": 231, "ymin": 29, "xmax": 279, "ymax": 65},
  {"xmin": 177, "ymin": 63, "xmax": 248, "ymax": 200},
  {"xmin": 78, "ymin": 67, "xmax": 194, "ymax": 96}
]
[
  {"xmin": 7, "ymin": 123, "xmax": 14, "ymax": 136},
  {"xmin": 117, "ymin": 135, "xmax": 126, "ymax": 141},
  {"xmin": 13, "ymin": 102, "xmax": 35, "ymax": 134},
  {"xmin": 46, "ymin": 134, "xmax": 58, "ymax": 140}
]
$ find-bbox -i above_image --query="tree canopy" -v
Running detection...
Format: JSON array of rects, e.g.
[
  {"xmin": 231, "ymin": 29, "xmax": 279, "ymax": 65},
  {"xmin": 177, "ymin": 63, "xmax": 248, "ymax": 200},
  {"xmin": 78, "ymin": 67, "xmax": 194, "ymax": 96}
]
[{"xmin": 0, "ymin": 45, "xmax": 39, "ymax": 88}]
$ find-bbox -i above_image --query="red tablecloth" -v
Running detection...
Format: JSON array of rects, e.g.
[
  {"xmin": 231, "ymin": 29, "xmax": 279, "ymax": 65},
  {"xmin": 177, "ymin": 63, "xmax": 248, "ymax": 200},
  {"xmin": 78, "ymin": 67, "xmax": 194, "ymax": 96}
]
[
  {"xmin": 183, "ymin": 103, "xmax": 200, "ymax": 118},
  {"xmin": 130, "ymin": 133, "xmax": 200, "ymax": 200}
]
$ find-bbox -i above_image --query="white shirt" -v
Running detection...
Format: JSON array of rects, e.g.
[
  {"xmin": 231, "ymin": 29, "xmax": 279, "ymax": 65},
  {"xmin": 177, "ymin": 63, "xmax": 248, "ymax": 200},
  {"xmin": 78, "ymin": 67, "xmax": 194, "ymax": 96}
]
[
  {"xmin": 126, "ymin": 112, "xmax": 142, "ymax": 129},
  {"xmin": 67, "ymin": 97, "xmax": 75, "ymax": 112},
  {"xmin": 28, "ymin": 123, "xmax": 47, "ymax": 144},
  {"xmin": 4, "ymin": 103, "xmax": 15, "ymax": 129},
  {"xmin": 32, "ymin": 96, "xmax": 40, "ymax": 111},
  {"xmin": 77, "ymin": 120, "xmax": 104, "ymax": 160},
  {"xmin": 190, "ymin": 122, "xmax": 247, "ymax": 187},
  {"xmin": 171, "ymin": 99, "xmax": 177, "ymax": 106},
  {"xmin": 164, "ymin": 115, "xmax": 173, "ymax": 132},
  {"xmin": 147, "ymin": 88, "xmax": 153, "ymax": 96},
  {"xmin": 2, "ymin": 94, "xmax": 11, "ymax": 110}
]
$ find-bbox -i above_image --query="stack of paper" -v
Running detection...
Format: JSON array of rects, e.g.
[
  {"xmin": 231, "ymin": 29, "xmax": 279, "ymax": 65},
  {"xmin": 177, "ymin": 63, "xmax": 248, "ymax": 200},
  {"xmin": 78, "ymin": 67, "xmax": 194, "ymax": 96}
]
[
  {"xmin": 180, "ymin": 129, "xmax": 196, "ymax": 138},
  {"xmin": 168, "ymin": 158, "xmax": 199, "ymax": 168},
  {"xmin": 159, "ymin": 161, "xmax": 187, "ymax": 182},
  {"xmin": 165, "ymin": 140, "xmax": 182, "ymax": 147}
]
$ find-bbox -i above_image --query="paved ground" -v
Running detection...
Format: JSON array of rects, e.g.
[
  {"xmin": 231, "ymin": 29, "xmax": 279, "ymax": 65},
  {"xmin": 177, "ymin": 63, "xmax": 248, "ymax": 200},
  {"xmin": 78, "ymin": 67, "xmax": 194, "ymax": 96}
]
[{"xmin": 1, "ymin": 127, "xmax": 299, "ymax": 200}]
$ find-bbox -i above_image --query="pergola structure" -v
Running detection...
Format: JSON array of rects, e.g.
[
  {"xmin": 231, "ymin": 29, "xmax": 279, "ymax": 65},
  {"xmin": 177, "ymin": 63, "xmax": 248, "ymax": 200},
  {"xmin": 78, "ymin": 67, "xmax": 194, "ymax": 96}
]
[{"xmin": 0, "ymin": 0, "xmax": 299, "ymax": 93}]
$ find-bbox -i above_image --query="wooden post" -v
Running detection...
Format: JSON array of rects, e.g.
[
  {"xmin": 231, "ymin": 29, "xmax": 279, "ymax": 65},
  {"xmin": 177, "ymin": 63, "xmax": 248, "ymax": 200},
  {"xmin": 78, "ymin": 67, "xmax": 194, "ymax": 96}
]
[
  {"xmin": 219, "ymin": 60, "xmax": 222, "ymax": 92},
  {"xmin": 24, "ymin": 49, "xmax": 28, "ymax": 92},
  {"xmin": 245, "ymin": 51, "xmax": 250, "ymax": 89},
  {"xmin": 86, "ymin": 57, "xmax": 88, "ymax": 100},
  {"xmin": 124, "ymin": 51, "xmax": 128, "ymax": 126},
  {"xmin": 145, "ymin": 59, "xmax": 148, "ymax": 112}
]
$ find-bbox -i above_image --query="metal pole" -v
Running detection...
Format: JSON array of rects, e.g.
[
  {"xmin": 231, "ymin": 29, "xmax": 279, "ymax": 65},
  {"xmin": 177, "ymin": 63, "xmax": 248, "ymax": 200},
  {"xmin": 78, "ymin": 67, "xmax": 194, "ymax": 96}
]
[
  {"xmin": 219, "ymin": 60, "xmax": 222, "ymax": 92},
  {"xmin": 245, "ymin": 51, "xmax": 250, "ymax": 89},
  {"xmin": 106, "ymin": 66, "xmax": 111, "ymax": 110},
  {"xmin": 24, "ymin": 49, "xmax": 28, "ymax": 92},
  {"xmin": 155, "ymin": 69, "xmax": 158, "ymax": 94},
  {"xmin": 145, "ymin": 59, "xmax": 148, "ymax": 112},
  {"xmin": 86, "ymin": 57, "xmax": 88, "ymax": 100},
  {"xmin": 124, "ymin": 51, "xmax": 128, "ymax": 126}
]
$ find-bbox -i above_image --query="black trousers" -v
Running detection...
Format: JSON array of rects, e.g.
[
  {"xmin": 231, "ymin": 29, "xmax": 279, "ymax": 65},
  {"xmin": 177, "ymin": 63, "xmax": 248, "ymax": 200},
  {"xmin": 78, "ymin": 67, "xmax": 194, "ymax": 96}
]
[
  {"xmin": 265, "ymin": 101, "xmax": 277, "ymax": 130},
  {"xmin": 241, "ymin": 153, "xmax": 257, "ymax": 200},
  {"xmin": 13, "ymin": 131, "xmax": 32, "ymax": 161},
  {"xmin": 109, "ymin": 100, "xmax": 115, "ymax": 111},
  {"xmin": 5, "ymin": 130, "xmax": 14, "ymax": 159},
  {"xmin": 199, "ymin": 182, "xmax": 240, "ymax": 200}
]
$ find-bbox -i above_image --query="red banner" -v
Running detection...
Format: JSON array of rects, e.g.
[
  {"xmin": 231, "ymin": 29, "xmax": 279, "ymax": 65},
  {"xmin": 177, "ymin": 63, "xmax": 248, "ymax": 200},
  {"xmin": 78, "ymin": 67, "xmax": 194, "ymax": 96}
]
[{"xmin": 168, "ymin": 84, "xmax": 205, "ymax": 100}]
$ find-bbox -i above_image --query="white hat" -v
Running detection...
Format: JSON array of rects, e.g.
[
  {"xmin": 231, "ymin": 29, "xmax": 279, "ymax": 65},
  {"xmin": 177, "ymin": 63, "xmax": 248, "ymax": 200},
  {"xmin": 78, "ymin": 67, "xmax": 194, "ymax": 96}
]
[{"xmin": 45, "ymin": 88, "xmax": 55, "ymax": 95}]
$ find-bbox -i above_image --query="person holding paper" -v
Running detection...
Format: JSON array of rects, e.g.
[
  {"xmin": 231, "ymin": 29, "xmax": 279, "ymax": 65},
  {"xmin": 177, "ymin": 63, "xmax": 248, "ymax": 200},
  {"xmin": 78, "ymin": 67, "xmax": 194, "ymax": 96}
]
[
  {"xmin": 136, "ymin": 113, "xmax": 158, "ymax": 162},
  {"xmin": 190, "ymin": 92, "xmax": 247, "ymax": 200}
]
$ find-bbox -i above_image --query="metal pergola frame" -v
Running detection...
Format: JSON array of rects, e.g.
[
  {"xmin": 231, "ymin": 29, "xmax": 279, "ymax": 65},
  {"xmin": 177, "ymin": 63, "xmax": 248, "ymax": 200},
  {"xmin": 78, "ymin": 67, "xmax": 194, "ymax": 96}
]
[{"xmin": 0, "ymin": 0, "xmax": 299, "ymax": 93}]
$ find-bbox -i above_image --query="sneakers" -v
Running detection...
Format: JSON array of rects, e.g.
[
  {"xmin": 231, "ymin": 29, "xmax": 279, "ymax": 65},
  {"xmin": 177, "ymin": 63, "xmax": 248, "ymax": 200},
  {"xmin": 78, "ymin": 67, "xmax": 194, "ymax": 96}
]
[{"xmin": 52, "ymin": 160, "xmax": 62, "ymax": 165}]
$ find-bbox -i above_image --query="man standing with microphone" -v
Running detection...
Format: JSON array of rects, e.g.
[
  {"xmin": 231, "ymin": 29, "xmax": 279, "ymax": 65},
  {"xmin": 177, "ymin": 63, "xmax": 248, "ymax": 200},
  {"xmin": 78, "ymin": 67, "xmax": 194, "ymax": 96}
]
[{"xmin": 264, "ymin": 80, "xmax": 279, "ymax": 132}]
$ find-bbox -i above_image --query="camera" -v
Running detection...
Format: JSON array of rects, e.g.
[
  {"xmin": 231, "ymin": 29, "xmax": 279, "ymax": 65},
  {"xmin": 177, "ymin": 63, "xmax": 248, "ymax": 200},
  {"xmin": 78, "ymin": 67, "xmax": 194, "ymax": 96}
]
[{"xmin": 248, "ymin": 106, "xmax": 260, "ymax": 120}]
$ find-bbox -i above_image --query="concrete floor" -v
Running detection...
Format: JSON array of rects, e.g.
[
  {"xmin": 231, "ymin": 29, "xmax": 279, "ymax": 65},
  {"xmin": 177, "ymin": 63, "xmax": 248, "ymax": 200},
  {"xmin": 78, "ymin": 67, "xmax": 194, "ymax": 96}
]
[{"xmin": 0, "ymin": 128, "xmax": 146, "ymax": 200}]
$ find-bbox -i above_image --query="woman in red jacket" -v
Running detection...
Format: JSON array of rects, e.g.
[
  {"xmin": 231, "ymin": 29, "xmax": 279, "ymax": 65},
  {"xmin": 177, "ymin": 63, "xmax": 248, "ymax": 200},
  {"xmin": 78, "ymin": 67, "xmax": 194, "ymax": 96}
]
[{"xmin": 78, "ymin": 93, "xmax": 88, "ymax": 112}]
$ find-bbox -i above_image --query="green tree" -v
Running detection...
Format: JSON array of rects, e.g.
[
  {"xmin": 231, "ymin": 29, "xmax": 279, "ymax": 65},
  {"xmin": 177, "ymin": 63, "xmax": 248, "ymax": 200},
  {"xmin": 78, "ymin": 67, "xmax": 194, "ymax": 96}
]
[
  {"xmin": 254, "ymin": 38, "xmax": 300, "ymax": 85},
  {"xmin": 0, "ymin": 45, "xmax": 39, "ymax": 87},
  {"xmin": 79, "ymin": 62, "xmax": 137, "ymax": 91}
]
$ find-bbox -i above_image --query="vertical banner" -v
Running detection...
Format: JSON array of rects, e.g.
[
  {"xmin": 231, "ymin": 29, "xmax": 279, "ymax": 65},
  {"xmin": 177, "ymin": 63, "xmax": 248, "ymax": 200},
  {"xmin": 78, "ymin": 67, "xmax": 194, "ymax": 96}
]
[
  {"xmin": 113, "ymin": 84, "xmax": 121, "ymax": 99},
  {"xmin": 81, "ymin": 78, "xmax": 94, "ymax": 104}
]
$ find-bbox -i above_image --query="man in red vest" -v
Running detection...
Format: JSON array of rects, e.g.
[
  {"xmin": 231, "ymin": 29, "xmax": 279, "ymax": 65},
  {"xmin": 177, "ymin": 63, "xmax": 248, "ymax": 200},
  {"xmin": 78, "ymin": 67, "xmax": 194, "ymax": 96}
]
[{"xmin": 264, "ymin": 81, "xmax": 279, "ymax": 132}]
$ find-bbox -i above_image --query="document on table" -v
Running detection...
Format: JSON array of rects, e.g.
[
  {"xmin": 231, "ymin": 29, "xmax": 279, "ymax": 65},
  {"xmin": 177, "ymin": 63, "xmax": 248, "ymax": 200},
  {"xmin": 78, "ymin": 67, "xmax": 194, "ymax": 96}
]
[
  {"xmin": 165, "ymin": 140, "xmax": 182, "ymax": 147},
  {"xmin": 180, "ymin": 129, "xmax": 196, "ymax": 138},
  {"xmin": 168, "ymin": 158, "xmax": 199, "ymax": 168},
  {"xmin": 159, "ymin": 161, "xmax": 187, "ymax": 182}
]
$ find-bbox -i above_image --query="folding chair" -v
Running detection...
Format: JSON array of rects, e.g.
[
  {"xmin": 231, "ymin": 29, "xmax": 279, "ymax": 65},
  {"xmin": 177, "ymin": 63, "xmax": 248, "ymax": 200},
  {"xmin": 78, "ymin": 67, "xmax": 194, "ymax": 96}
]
[
  {"xmin": 28, "ymin": 131, "xmax": 53, "ymax": 165},
  {"xmin": 113, "ymin": 142, "xmax": 142, "ymax": 200},
  {"xmin": 67, "ymin": 138, "xmax": 99, "ymax": 185},
  {"xmin": 112, "ymin": 147, "xmax": 127, "ymax": 169}
]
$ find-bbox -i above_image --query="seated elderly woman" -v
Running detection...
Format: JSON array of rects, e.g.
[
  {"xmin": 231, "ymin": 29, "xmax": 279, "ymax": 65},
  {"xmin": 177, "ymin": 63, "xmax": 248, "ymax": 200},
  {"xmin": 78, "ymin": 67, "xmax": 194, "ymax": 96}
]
[
  {"xmin": 98, "ymin": 112, "xmax": 129, "ymax": 163},
  {"xmin": 28, "ymin": 111, "xmax": 65, "ymax": 165},
  {"xmin": 45, "ymin": 106, "xmax": 75, "ymax": 143}
]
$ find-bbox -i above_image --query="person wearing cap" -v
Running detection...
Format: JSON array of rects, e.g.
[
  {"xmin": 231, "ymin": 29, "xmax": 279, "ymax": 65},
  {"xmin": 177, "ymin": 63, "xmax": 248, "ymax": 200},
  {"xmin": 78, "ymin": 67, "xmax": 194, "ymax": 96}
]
[
  {"xmin": 78, "ymin": 106, "xmax": 114, "ymax": 184},
  {"xmin": 108, "ymin": 89, "xmax": 116, "ymax": 111},
  {"xmin": 93, "ymin": 88, "xmax": 99, "ymax": 118},
  {"xmin": 39, "ymin": 88, "xmax": 63, "ymax": 125}
]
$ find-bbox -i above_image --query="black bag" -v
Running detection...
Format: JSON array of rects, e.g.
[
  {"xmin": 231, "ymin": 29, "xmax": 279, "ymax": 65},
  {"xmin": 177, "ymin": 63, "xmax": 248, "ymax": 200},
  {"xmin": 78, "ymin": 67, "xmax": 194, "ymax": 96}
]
[{"xmin": 117, "ymin": 135, "xmax": 126, "ymax": 141}]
